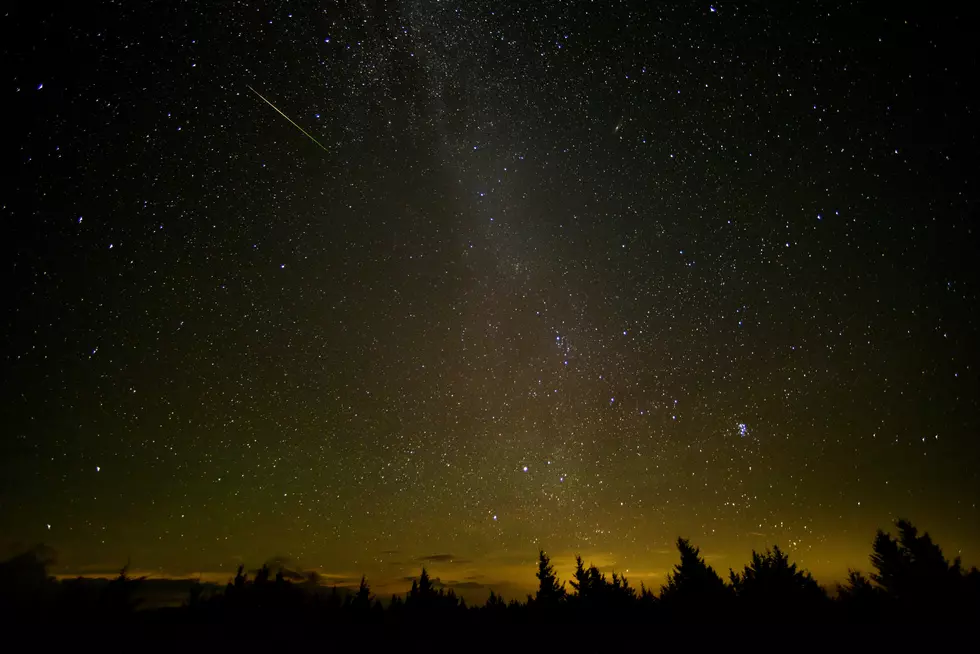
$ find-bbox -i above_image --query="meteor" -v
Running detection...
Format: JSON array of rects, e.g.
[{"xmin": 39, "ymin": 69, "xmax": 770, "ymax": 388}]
[{"xmin": 246, "ymin": 84, "xmax": 329, "ymax": 153}]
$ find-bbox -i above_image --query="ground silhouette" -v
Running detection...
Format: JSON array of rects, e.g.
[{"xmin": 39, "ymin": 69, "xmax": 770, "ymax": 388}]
[{"xmin": 1, "ymin": 519, "xmax": 977, "ymax": 626}]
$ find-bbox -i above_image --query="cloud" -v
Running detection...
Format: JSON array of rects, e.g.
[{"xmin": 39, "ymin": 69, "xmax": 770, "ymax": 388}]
[
  {"xmin": 320, "ymin": 575, "xmax": 363, "ymax": 586},
  {"xmin": 278, "ymin": 568, "xmax": 307, "ymax": 581},
  {"xmin": 417, "ymin": 553, "xmax": 470, "ymax": 564},
  {"xmin": 451, "ymin": 581, "xmax": 487, "ymax": 589}
]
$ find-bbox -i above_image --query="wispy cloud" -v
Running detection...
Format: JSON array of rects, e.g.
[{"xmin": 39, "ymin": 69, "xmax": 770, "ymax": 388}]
[
  {"xmin": 450, "ymin": 580, "xmax": 487, "ymax": 590},
  {"xmin": 417, "ymin": 553, "xmax": 470, "ymax": 564}
]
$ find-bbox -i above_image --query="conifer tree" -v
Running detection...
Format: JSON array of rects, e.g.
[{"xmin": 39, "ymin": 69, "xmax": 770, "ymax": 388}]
[
  {"xmin": 351, "ymin": 575, "xmax": 372, "ymax": 611},
  {"xmin": 660, "ymin": 537, "xmax": 731, "ymax": 618},
  {"xmin": 534, "ymin": 550, "xmax": 566, "ymax": 607},
  {"xmin": 730, "ymin": 545, "xmax": 826, "ymax": 616}
]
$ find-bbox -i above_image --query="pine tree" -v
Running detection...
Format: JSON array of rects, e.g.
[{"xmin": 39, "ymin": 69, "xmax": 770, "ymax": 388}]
[
  {"xmin": 837, "ymin": 569, "xmax": 882, "ymax": 620},
  {"xmin": 638, "ymin": 582, "xmax": 657, "ymax": 609},
  {"xmin": 486, "ymin": 589, "xmax": 507, "ymax": 611},
  {"xmin": 865, "ymin": 518, "xmax": 971, "ymax": 618},
  {"xmin": 388, "ymin": 593, "xmax": 404, "ymax": 619},
  {"xmin": 569, "ymin": 555, "xmax": 589, "ymax": 596},
  {"xmin": 730, "ymin": 545, "xmax": 826, "ymax": 616},
  {"xmin": 660, "ymin": 537, "xmax": 731, "ymax": 619},
  {"xmin": 418, "ymin": 567, "xmax": 434, "ymax": 597},
  {"xmin": 407, "ymin": 567, "xmax": 439, "ymax": 612},
  {"xmin": 534, "ymin": 550, "xmax": 566, "ymax": 607},
  {"xmin": 351, "ymin": 575, "xmax": 372, "ymax": 611},
  {"xmin": 610, "ymin": 571, "xmax": 636, "ymax": 603}
]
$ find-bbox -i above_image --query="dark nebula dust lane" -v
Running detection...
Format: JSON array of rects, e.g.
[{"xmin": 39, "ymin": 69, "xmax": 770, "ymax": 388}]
[{"xmin": 2, "ymin": 2, "xmax": 978, "ymax": 596}]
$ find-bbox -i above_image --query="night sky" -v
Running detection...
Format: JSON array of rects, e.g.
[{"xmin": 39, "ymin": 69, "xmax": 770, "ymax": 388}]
[{"xmin": 3, "ymin": 2, "xmax": 978, "ymax": 598}]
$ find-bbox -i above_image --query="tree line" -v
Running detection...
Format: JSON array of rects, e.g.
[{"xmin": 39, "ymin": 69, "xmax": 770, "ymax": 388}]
[{"xmin": 1, "ymin": 519, "xmax": 977, "ymax": 624}]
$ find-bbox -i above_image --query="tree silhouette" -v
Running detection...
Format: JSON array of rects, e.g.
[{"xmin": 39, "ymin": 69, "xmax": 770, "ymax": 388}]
[
  {"xmin": 659, "ymin": 537, "xmax": 731, "ymax": 620},
  {"xmin": 837, "ymin": 569, "xmax": 884, "ymax": 620},
  {"xmin": 0, "ymin": 545, "xmax": 57, "ymax": 618},
  {"xmin": 567, "ymin": 555, "xmax": 639, "ymax": 618},
  {"xmin": 609, "ymin": 571, "xmax": 637, "ymax": 609},
  {"xmin": 485, "ymin": 589, "xmax": 506, "ymax": 611},
  {"xmin": 532, "ymin": 550, "xmax": 565, "ymax": 609},
  {"xmin": 849, "ymin": 518, "xmax": 980, "ymax": 619},
  {"xmin": 638, "ymin": 582, "xmax": 657, "ymax": 610},
  {"xmin": 403, "ymin": 566, "xmax": 465, "ymax": 616},
  {"xmin": 729, "ymin": 545, "xmax": 827, "ymax": 618},
  {"xmin": 350, "ymin": 575, "xmax": 372, "ymax": 612},
  {"xmin": 569, "ymin": 556, "xmax": 591, "ymax": 598},
  {"xmin": 407, "ymin": 566, "xmax": 438, "ymax": 611},
  {"xmin": 418, "ymin": 567, "xmax": 434, "ymax": 596},
  {"xmin": 89, "ymin": 563, "xmax": 147, "ymax": 620},
  {"xmin": 569, "ymin": 555, "xmax": 607, "ymax": 611},
  {"xmin": 1, "ymin": 519, "xmax": 976, "ymax": 625},
  {"xmin": 254, "ymin": 563, "xmax": 271, "ymax": 586}
]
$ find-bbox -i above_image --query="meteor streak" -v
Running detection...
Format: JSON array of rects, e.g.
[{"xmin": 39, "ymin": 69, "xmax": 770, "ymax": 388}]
[{"xmin": 246, "ymin": 84, "xmax": 329, "ymax": 153}]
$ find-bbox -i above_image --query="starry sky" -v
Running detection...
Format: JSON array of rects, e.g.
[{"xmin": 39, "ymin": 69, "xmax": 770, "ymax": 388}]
[{"xmin": 3, "ymin": 2, "xmax": 978, "ymax": 599}]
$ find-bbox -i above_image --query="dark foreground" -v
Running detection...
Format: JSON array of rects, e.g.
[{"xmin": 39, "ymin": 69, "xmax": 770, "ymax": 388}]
[{"xmin": 2, "ymin": 519, "xmax": 977, "ymax": 628}]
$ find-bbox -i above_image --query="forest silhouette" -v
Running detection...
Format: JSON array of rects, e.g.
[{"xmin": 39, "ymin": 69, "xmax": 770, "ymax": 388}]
[{"xmin": 2, "ymin": 519, "xmax": 977, "ymax": 626}]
